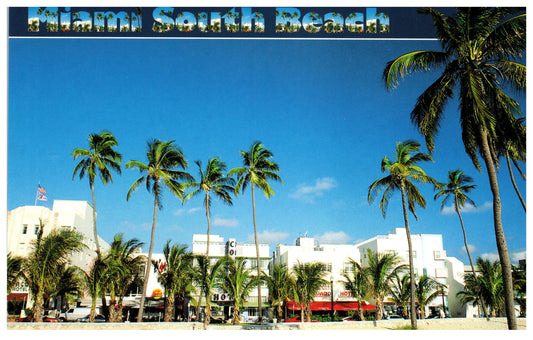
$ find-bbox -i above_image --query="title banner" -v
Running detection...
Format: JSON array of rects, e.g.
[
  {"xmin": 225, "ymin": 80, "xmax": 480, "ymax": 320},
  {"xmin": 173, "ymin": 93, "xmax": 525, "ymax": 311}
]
[{"xmin": 9, "ymin": 7, "xmax": 447, "ymax": 38}]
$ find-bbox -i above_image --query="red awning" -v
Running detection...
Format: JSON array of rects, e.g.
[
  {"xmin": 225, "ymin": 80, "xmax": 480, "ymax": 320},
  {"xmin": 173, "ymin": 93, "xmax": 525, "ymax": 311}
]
[
  {"xmin": 7, "ymin": 293, "xmax": 28, "ymax": 301},
  {"xmin": 287, "ymin": 301, "xmax": 376, "ymax": 311}
]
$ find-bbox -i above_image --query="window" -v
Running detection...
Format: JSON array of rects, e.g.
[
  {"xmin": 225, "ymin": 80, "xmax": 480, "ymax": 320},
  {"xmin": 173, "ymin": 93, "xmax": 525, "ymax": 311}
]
[
  {"xmin": 22, "ymin": 224, "xmax": 28, "ymax": 234},
  {"xmin": 434, "ymin": 250, "xmax": 447, "ymax": 260},
  {"xmin": 325, "ymin": 263, "xmax": 332, "ymax": 272},
  {"xmin": 343, "ymin": 262, "xmax": 353, "ymax": 273},
  {"xmin": 34, "ymin": 225, "xmax": 40, "ymax": 235},
  {"xmin": 435, "ymin": 268, "xmax": 448, "ymax": 278}
]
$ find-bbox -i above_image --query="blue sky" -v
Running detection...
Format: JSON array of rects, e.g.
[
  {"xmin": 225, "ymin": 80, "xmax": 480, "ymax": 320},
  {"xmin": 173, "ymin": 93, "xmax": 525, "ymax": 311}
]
[{"xmin": 7, "ymin": 30, "xmax": 526, "ymax": 266}]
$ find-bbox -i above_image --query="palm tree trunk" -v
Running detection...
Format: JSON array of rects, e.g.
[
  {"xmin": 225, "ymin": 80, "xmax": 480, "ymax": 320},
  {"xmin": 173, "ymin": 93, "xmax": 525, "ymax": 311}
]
[
  {"xmin": 455, "ymin": 201, "xmax": 488, "ymax": 319},
  {"xmin": 137, "ymin": 194, "xmax": 158, "ymax": 322},
  {"xmin": 165, "ymin": 295, "xmax": 174, "ymax": 322},
  {"xmin": 206, "ymin": 193, "xmax": 211, "ymax": 256},
  {"xmin": 479, "ymin": 131, "xmax": 517, "ymax": 330},
  {"xmin": 90, "ymin": 297, "xmax": 97, "ymax": 323},
  {"xmin": 251, "ymin": 183, "xmax": 262, "ymax": 322},
  {"xmin": 400, "ymin": 184, "xmax": 417, "ymax": 329},
  {"xmin": 33, "ymin": 290, "xmax": 44, "ymax": 322},
  {"xmin": 91, "ymin": 182, "xmax": 101, "ymax": 260},
  {"xmin": 512, "ymin": 158, "xmax": 526, "ymax": 180},
  {"xmin": 357, "ymin": 299, "xmax": 365, "ymax": 321},
  {"xmin": 506, "ymin": 152, "xmax": 526, "ymax": 212}
]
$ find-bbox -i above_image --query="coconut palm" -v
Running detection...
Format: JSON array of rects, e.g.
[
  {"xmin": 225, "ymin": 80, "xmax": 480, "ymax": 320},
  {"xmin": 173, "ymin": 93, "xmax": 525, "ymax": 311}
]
[
  {"xmin": 194, "ymin": 255, "xmax": 225, "ymax": 326},
  {"xmin": 82, "ymin": 258, "xmax": 107, "ymax": 322},
  {"xmin": 292, "ymin": 261, "xmax": 329, "ymax": 322},
  {"xmin": 23, "ymin": 220, "xmax": 85, "ymax": 322},
  {"xmin": 126, "ymin": 139, "xmax": 192, "ymax": 322},
  {"xmin": 102, "ymin": 234, "xmax": 144, "ymax": 322},
  {"xmin": 263, "ymin": 263, "xmax": 294, "ymax": 321},
  {"xmin": 364, "ymin": 249, "xmax": 407, "ymax": 321},
  {"xmin": 72, "ymin": 131, "xmax": 122, "ymax": 260},
  {"xmin": 390, "ymin": 272, "xmax": 411, "ymax": 319},
  {"xmin": 219, "ymin": 257, "xmax": 260, "ymax": 325},
  {"xmin": 368, "ymin": 139, "xmax": 437, "ymax": 328},
  {"xmin": 229, "ymin": 141, "xmax": 282, "ymax": 321},
  {"xmin": 414, "ymin": 274, "xmax": 446, "ymax": 319},
  {"xmin": 383, "ymin": 8, "xmax": 525, "ymax": 329},
  {"xmin": 49, "ymin": 263, "xmax": 84, "ymax": 313},
  {"xmin": 152, "ymin": 241, "xmax": 193, "ymax": 322},
  {"xmin": 434, "ymin": 169, "xmax": 488, "ymax": 317},
  {"xmin": 342, "ymin": 259, "xmax": 370, "ymax": 321},
  {"xmin": 7, "ymin": 252, "xmax": 24, "ymax": 294},
  {"xmin": 185, "ymin": 158, "xmax": 235, "ymax": 257},
  {"xmin": 457, "ymin": 257, "xmax": 504, "ymax": 317}
]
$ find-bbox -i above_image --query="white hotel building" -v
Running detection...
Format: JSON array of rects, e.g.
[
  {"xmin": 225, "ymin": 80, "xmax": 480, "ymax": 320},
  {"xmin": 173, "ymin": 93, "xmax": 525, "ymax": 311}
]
[{"xmin": 272, "ymin": 228, "xmax": 468, "ymax": 318}]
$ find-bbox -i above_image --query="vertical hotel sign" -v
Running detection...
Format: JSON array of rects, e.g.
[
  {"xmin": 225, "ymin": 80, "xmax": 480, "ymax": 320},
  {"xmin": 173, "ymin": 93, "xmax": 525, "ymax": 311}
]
[{"xmin": 9, "ymin": 7, "xmax": 442, "ymax": 38}]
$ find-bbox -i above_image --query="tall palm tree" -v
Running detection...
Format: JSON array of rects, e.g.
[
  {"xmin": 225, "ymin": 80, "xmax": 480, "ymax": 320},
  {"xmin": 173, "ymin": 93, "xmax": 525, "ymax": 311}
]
[
  {"xmin": 342, "ymin": 259, "xmax": 370, "ymax": 321},
  {"xmin": 194, "ymin": 255, "xmax": 225, "ymax": 326},
  {"xmin": 102, "ymin": 234, "xmax": 144, "ymax": 322},
  {"xmin": 229, "ymin": 141, "xmax": 282, "ymax": 321},
  {"xmin": 292, "ymin": 261, "xmax": 328, "ymax": 322},
  {"xmin": 185, "ymin": 157, "xmax": 235, "ymax": 256},
  {"xmin": 72, "ymin": 131, "xmax": 122, "ymax": 260},
  {"xmin": 383, "ymin": 8, "xmax": 525, "ymax": 329},
  {"xmin": 126, "ymin": 139, "xmax": 192, "ymax": 322},
  {"xmin": 414, "ymin": 274, "xmax": 445, "ymax": 319},
  {"xmin": 363, "ymin": 249, "xmax": 407, "ymax": 321},
  {"xmin": 368, "ymin": 139, "xmax": 437, "ymax": 328},
  {"xmin": 434, "ymin": 169, "xmax": 488, "ymax": 317},
  {"xmin": 219, "ymin": 257, "xmax": 260, "ymax": 325},
  {"xmin": 389, "ymin": 272, "xmax": 411, "ymax": 319},
  {"xmin": 7, "ymin": 252, "xmax": 24, "ymax": 293},
  {"xmin": 23, "ymin": 220, "xmax": 85, "ymax": 322},
  {"xmin": 457, "ymin": 257, "xmax": 504, "ymax": 317},
  {"xmin": 152, "ymin": 241, "xmax": 193, "ymax": 322},
  {"xmin": 263, "ymin": 263, "xmax": 294, "ymax": 321}
]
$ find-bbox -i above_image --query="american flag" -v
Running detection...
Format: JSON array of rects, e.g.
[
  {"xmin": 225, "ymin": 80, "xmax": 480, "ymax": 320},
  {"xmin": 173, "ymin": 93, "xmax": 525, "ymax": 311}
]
[
  {"xmin": 37, "ymin": 193, "xmax": 47, "ymax": 201},
  {"xmin": 37, "ymin": 185, "xmax": 47, "ymax": 194}
]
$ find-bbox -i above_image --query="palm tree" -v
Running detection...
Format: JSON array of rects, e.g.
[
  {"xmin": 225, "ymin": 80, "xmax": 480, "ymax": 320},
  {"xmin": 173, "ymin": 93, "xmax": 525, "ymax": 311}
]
[
  {"xmin": 414, "ymin": 274, "xmax": 445, "ymax": 319},
  {"xmin": 383, "ymin": 8, "xmax": 525, "ymax": 329},
  {"xmin": 263, "ymin": 263, "xmax": 294, "ymax": 321},
  {"xmin": 102, "ymin": 234, "xmax": 144, "ymax": 322},
  {"xmin": 194, "ymin": 255, "xmax": 225, "ymax": 326},
  {"xmin": 126, "ymin": 139, "xmax": 192, "ymax": 322},
  {"xmin": 49, "ymin": 263, "xmax": 84, "ymax": 313},
  {"xmin": 219, "ymin": 257, "xmax": 260, "ymax": 325},
  {"xmin": 229, "ymin": 141, "xmax": 282, "ymax": 321},
  {"xmin": 457, "ymin": 257, "xmax": 504, "ymax": 317},
  {"xmin": 342, "ymin": 259, "xmax": 370, "ymax": 321},
  {"xmin": 389, "ymin": 272, "xmax": 411, "ymax": 319},
  {"xmin": 8, "ymin": 252, "xmax": 24, "ymax": 293},
  {"xmin": 23, "ymin": 220, "xmax": 85, "ymax": 322},
  {"xmin": 185, "ymin": 158, "xmax": 235, "ymax": 257},
  {"xmin": 72, "ymin": 131, "xmax": 122, "ymax": 260},
  {"xmin": 434, "ymin": 169, "xmax": 488, "ymax": 317},
  {"xmin": 292, "ymin": 261, "xmax": 328, "ymax": 322},
  {"xmin": 82, "ymin": 258, "xmax": 106, "ymax": 322},
  {"xmin": 368, "ymin": 139, "xmax": 437, "ymax": 328},
  {"xmin": 364, "ymin": 249, "xmax": 407, "ymax": 321},
  {"xmin": 152, "ymin": 241, "xmax": 193, "ymax": 322}
]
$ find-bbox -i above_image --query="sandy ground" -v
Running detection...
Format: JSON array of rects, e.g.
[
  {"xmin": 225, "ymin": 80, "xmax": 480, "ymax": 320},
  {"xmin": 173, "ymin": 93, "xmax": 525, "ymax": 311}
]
[{"xmin": 6, "ymin": 317, "xmax": 527, "ymax": 330}]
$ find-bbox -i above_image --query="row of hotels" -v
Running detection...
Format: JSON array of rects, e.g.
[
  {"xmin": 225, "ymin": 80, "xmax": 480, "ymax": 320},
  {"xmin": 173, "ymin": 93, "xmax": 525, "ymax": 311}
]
[{"xmin": 8, "ymin": 200, "xmax": 483, "ymax": 321}]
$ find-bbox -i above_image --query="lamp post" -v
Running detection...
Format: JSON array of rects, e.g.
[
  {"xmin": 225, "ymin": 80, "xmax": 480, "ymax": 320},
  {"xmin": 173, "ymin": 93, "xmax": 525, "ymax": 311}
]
[{"xmin": 330, "ymin": 276, "xmax": 334, "ymax": 321}]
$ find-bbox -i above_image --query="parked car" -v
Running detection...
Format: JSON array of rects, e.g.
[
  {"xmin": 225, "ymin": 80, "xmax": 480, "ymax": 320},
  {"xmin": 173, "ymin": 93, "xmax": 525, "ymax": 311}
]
[
  {"xmin": 342, "ymin": 315, "xmax": 360, "ymax": 322},
  {"xmin": 17, "ymin": 314, "xmax": 59, "ymax": 322},
  {"xmin": 77, "ymin": 314, "xmax": 106, "ymax": 322},
  {"xmin": 62, "ymin": 307, "xmax": 94, "ymax": 322},
  {"xmin": 284, "ymin": 315, "xmax": 320, "ymax": 323}
]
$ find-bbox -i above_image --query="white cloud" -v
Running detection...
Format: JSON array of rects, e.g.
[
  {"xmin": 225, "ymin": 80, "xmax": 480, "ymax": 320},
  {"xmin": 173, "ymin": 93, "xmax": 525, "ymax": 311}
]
[
  {"xmin": 246, "ymin": 230, "xmax": 290, "ymax": 244},
  {"xmin": 315, "ymin": 231, "xmax": 351, "ymax": 244},
  {"xmin": 480, "ymin": 249, "xmax": 526, "ymax": 265},
  {"xmin": 289, "ymin": 177, "xmax": 337, "ymax": 203},
  {"xmin": 461, "ymin": 244, "xmax": 478, "ymax": 254},
  {"xmin": 212, "ymin": 217, "xmax": 238, "ymax": 227},
  {"xmin": 441, "ymin": 201, "xmax": 492, "ymax": 215},
  {"xmin": 479, "ymin": 251, "xmax": 500, "ymax": 262},
  {"xmin": 121, "ymin": 220, "xmax": 151, "ymax": 231},
  {"xmin": 174, "ymin": 207, "xmax": 202, "ymax": 215},
  {"xmin": 511, "ymin": 249, "xmax": 526, "ymax": 263}
]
